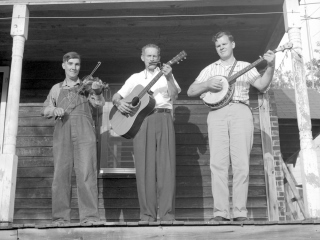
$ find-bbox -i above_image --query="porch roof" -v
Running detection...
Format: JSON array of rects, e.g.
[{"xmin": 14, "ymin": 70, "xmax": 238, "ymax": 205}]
[
  {"xmin": 273, "ymin": 88, "xmax": 320, "ymax": 119},
  {"xmin": 0, "ymin": 0, "xmax": 285, "ymax": 87}
]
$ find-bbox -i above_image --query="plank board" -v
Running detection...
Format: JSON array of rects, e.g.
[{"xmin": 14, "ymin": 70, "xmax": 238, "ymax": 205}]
[
  {"xmin": 16, "ymin": 225, "xmax": 320, "ymax": 240},
  {"xmin": 15, "ymin": 186, "xmax": 266, "ymax": 199},
  {"xmin": 13, "ymin": 208, "xmax": 269, "ymax": 221},
  {"xmin": 16, "ymin": 175, "xmax": 266, "ymax": 189}
]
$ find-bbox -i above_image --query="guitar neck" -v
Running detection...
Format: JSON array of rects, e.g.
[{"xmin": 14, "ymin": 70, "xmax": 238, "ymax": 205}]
[
  {"xmin": 134, "ymin": 51, "xmax": 186, "ymax": 100},
  {"xmin": 138, "ymin": 71, "xmax": 164, "ymax": 98}
]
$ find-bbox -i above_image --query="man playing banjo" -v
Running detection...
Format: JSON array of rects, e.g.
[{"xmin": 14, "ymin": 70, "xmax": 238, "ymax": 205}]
[{"xmin": 187, "ymin": 31, "xmax": 275, "ymax": 221}]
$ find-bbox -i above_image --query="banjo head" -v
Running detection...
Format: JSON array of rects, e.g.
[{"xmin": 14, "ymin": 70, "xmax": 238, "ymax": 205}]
[{"xmin": 201, "ymin": 76, "xmax": 229, "ymax": 105}]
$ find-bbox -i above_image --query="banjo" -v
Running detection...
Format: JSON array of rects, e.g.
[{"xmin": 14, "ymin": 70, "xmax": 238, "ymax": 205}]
[{"xmin": 201, "ymin": 42, "xmax": 293, "ymax": 110}]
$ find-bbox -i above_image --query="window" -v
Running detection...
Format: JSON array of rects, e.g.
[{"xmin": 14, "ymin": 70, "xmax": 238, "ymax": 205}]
[{"xmin": 97, "ymin": 84, "xmax": 135, "ymax": 174}]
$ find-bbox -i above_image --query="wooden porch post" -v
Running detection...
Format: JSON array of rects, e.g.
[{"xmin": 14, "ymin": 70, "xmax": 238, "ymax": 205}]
[
  {"xmin": 258, "ymin": 93, "xmax": 280, "ymax": 221},
  {"xmin": 0, "ymin": 5, "xmax": 29, "ymax": 225},
  {"xmin": 283, "ymin": 0, "xmax": 320, "ymax": 219}
]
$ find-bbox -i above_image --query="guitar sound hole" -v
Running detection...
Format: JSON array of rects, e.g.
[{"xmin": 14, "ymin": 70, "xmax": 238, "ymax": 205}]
[{"xmin": 131, "ymin": 97, "xmax": 140, "ymax": 107}]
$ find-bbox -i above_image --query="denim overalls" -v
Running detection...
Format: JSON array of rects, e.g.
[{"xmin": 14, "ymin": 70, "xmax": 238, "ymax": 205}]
[{"xmin": 51, "ymin": 85, "xmax": 99, "ymax": 223}]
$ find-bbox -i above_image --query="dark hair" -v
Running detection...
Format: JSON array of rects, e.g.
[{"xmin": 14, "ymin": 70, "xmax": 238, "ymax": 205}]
[
  {"xmin": 212, "ymin": 31, "xmax": 234, "ymax": 43},
  {"xmin": 141, "ymin": 44, "xmax": 161, "ymax": 56},
  {"xmin": 62, "ymin": 52, "xmax": 81, "ymax": 63}
]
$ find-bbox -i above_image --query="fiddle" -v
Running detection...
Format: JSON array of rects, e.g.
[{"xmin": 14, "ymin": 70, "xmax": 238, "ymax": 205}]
[
  {"xmin": 81, "ymin": 76, "xmax": 109, "ymax": 95},
  {"xmin": 78, "ymin": 61, "xmax": 109, "ymax": 95},
  {"xmin": 63, "ymin": 61, "xmax": 107, "ymax": 115}
]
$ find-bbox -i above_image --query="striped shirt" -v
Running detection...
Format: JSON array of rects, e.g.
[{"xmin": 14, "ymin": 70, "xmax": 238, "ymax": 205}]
[{"xmin": 195, "ymin": 59, "xmax": 261, "ymax": 104}]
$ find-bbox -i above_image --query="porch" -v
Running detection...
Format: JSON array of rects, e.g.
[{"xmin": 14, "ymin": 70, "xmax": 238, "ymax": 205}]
[
  {"xmin": 1, "ymin": 1, "xmax": 320, "ymax": 237},
  {"xmin": 1, "ymin": 220, "xmax": 320, "ymax": 240}
]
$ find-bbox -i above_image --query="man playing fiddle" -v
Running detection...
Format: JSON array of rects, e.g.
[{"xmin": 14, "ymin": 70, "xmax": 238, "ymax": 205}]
[
  {"xmin": 41, "ymin": 52, "xmax": 105, "ymax": 224},
  {"xmin": 112, "ymin": 44, "xmax": 181, "ymax": 222}
]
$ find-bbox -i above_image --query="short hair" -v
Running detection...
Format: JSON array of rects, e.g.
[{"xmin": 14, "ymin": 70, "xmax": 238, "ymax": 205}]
[
  {"xmin": 62, "ymin": 52, "xmax": 81, "ymax": 63},
  {"xmin": 141, "ymin": 44, "xmax": 161, "ymax": 56},
  {"xmin": 212, "ymin": 31, "xmax": 234, "ymax": 43}
]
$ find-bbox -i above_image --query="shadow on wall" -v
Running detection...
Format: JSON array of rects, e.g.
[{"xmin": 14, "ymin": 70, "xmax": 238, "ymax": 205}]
[{"xmin": 174, "ymin": 105, "xmax": 208, "ymax": 221}]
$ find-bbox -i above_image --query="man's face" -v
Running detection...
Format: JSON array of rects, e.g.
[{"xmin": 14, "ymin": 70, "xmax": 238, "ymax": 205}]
[
  {"xmin": 62, "ymin": 58, "xmax": 81, "ymax": 80},
  {"xmin": 141, "ymin": 47, "xmax": 160, "ymax": 70},
  {"xmin": 215, "ymin": 35, "xmax": 235, "ymax": 61}
]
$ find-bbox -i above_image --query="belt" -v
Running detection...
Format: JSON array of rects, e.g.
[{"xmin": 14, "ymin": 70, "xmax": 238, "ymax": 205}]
[
  {"xmin": 230, "ymin": 100, "xmax": 248, "ymax": 106},
  {"xmin": 150, "ymin": 108, "xmax": 171, "ymax": 114}
]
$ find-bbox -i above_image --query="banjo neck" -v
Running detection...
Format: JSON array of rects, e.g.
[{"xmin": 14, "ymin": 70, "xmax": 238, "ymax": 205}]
[
  {"xmin": 227, "ymin": 47, "xmax": 280, "ymax": 85},
  {"xmin": 227, "ymin": 57, "xmax": 265, "ymax": 85}
]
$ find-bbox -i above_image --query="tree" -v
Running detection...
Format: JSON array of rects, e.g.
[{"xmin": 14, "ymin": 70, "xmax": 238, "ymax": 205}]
[
  {"xmin": 270, "ymin": 41, "xmax": 320, "ymax": 91},
  {"xmin": 305, "ymin": 41, "xmax": 320, "ymax": 91},
  {"xmin": 271, "ymin": 70, "xmax": 295, "ymax": 89}
]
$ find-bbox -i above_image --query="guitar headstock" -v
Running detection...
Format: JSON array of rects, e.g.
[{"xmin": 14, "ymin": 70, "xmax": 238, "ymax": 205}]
[
  {"xmin": 168, "ymin": 51, "xmax": 187, "ymax": 65},
  {"xmin": 275, "ymin": 42, "xmax": 293, "ymax": 53}
]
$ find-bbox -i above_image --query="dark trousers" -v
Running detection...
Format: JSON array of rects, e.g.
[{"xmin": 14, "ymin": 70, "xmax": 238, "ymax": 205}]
[
  {"xmin": 52, "ymin": 115, "xmax": 99, "ymax": 222},
  {"xmin": 133, "ymin": 111, "xmax": 176, "ymax": 221}
]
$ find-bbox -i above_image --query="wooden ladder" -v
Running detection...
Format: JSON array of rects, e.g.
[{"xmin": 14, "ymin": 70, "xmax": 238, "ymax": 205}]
[{"xmin": 281, "ymin": 156, "xmax": 307, "ymax": 220}]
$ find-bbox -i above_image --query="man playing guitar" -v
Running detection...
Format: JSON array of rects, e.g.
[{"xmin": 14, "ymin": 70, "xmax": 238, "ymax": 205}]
[
  {"xmin": 187, "ymin": 31, "xmax": 275, "ymax": 222},
  {"xmin": 112, "ymin": 44, "xmax": 181, "ymax": 222}
]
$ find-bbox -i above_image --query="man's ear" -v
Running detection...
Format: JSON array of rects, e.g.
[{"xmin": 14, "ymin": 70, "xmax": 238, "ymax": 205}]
[
  {"xmin": 232, "ymin": 41, "xmax": 235, "ymax": 49},
  {"xmin": 141, "ymin": 55, "xmax": 145, "ymax": 62},
  {"xmin": 62, "ymin": 62, "xmax": 66, "ymax": 69}
]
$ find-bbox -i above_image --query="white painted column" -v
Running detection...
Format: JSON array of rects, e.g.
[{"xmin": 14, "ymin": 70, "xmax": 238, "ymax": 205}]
[
  {"xmin": 0, "ymin": 5, "xmax": 29, "ymax": 225},
  {"xmin": 284, "ymin": 0, "xmax": 320, "ymax": 219}
]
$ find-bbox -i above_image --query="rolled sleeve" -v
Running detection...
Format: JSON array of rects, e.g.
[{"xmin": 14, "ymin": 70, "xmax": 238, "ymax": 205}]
[
  {"xmin": 117, "ymin": 75, "xmax": 137, "ymax": 98},
  {"xmin": 195, "ymin": 65, "xmax": 212, "ymax": 84},
  {"xmin": 172, "ymin": 75, "xmax": 181, "ymax": 93},
  {"xmin": 247, "ymin": 67, "xmax": 261, "ymax": 85},
  {"xmin": 41, "ymin": 85, "xmax": 60, "ymax": 118}
]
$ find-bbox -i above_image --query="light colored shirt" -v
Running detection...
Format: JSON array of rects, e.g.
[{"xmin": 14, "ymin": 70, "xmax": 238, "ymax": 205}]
[
  {"xmin": 41, "ymin": 78, "xmax": 105, "ymax": 118},
  {"xmin": 195, "ymin": 60, "xmax": 261, "ymax": 104},
  {"xmin": 118, "ymin": 68, "xmax": 181, "ymax": 109}
]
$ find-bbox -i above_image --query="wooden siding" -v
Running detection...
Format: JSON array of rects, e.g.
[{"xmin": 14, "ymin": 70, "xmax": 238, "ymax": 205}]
[{"xmin": 14, "ymin": 92, "xmax": 269, "ymax": 224}]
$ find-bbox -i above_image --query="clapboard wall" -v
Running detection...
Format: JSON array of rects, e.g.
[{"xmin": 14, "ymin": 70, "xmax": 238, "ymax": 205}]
[{"xmin": 14, "ymin": 96, "xmax": 270, "ymax": 224}]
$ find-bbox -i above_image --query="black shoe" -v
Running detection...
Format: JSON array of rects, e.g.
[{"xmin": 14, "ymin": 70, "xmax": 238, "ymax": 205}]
[
  {"xmin": 210, "ymin": 216, "xmax": 230, "ymax": 222},
  {"xmin": 233, "ymin": 217, "xmax": 248, "ymax": 221}
]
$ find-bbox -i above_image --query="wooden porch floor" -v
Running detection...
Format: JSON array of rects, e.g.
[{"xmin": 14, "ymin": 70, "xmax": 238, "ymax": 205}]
[{"xmin": 1, "ymin": 220, "xmax": 320, "ymax": 240}]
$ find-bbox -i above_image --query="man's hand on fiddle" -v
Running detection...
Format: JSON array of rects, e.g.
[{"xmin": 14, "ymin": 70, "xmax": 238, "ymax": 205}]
[
  {"xmin": 53, "ymin": 107, "xmax": 65, "ymax": 119},
  {"xmin": 91, "ymin": 79, "xmax": 103, "ymax": 95},
  {"xmin": 206, "ymin": 77, "xmax": 223, "ymax": 92},
  {"xmin": 263, "ymin": 50, "xmax": 276, "ymax": 68}
]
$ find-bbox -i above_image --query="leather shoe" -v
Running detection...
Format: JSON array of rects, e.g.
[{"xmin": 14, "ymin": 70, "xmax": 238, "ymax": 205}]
[
  {"xmin": 233, "ymin": 217, "xmax": 248, "ymax": 221},
  {"xmin": 210, "ymin": 216, "xmax": 230, "ymax": 222}
]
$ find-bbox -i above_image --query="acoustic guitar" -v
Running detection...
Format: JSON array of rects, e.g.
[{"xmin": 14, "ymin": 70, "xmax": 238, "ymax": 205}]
[
  {"xmin": 109, "ymin": 51, "xmax": 187, "ymax": 139},
  {"xmin": 201, "ymin": 42, "xmax": 293, "ymax": 110}
]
